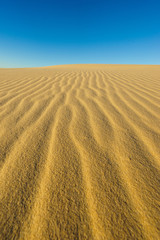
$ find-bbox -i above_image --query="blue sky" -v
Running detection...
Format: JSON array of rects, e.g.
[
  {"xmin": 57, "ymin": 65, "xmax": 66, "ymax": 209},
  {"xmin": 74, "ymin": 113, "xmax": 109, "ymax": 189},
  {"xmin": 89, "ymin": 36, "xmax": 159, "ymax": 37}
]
[{"xmin": 0, "ymin": 0, "xmax": 160, "ymax": 67}]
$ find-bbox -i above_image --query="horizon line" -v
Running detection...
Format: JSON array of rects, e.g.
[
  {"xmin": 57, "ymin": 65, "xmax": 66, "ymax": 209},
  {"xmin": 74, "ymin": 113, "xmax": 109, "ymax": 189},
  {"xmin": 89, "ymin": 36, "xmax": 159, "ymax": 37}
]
[{"xmin": 1, "ymin": 63, "xmax": 160, "ymax": 69}]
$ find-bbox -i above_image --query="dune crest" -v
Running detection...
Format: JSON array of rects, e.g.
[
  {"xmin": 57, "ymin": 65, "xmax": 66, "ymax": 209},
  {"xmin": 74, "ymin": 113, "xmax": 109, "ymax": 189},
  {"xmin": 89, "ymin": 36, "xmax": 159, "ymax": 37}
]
[{"xmin": 0, "ymin": 64, "xmax": 160, "ymax": 240}]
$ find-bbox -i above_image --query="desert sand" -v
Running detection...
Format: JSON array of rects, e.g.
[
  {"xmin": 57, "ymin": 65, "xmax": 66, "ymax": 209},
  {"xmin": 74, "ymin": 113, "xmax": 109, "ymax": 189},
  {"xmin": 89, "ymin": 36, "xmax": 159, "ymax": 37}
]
[{"xmin": 0, "ymin": 64, "xmax": 160, "ymax": 240}]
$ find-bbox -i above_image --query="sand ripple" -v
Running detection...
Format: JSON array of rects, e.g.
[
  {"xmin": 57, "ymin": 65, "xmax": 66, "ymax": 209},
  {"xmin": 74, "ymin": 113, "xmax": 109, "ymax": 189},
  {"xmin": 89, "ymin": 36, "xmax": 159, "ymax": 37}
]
[{"xmin": 0, "ymin": 65, "xmax": 160, "ymax": 239}]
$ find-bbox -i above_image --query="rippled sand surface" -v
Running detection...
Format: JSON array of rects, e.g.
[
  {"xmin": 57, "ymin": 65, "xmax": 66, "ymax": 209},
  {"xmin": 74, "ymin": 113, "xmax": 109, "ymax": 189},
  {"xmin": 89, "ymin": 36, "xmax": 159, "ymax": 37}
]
[{"xmin": 0, "ymin": 64, "xmax": 160, "ymax": 240}]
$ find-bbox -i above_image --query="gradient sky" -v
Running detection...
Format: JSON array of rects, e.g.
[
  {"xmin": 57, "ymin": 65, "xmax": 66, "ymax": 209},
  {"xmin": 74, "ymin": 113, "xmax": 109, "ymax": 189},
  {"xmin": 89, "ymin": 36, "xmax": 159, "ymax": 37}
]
[{"xmin": 0, "ymin": 0, "xmax": 160, "ymax": 67}]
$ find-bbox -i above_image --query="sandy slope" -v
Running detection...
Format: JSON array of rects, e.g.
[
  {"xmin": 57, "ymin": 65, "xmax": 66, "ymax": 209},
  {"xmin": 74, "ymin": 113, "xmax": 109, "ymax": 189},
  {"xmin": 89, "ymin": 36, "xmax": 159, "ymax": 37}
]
[{"xmin": 0, "ymin": 64, "xmax": 160, "ymax": 240}]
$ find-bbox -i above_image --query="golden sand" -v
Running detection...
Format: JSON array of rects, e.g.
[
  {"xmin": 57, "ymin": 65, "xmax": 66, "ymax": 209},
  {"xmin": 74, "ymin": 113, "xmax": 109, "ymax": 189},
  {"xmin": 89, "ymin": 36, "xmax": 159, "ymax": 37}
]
[{"xmin": 0, "ymin": 64, "xmax": 160, "ymax": 239}]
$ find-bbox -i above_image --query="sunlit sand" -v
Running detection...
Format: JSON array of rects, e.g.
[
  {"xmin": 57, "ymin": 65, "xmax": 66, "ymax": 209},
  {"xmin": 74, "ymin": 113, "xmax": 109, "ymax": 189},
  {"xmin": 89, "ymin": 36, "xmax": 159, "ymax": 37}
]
[{"xmin": 0, "ymin": 64, "xmax": 160, "ymax": 239}]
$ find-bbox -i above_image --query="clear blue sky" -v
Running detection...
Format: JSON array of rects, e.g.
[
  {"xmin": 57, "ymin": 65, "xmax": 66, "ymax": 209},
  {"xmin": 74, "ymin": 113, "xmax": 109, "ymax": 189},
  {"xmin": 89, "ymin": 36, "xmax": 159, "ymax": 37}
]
[{"xmin": 0, "ymin": 0, "xmax": 160, "ymax": 67}]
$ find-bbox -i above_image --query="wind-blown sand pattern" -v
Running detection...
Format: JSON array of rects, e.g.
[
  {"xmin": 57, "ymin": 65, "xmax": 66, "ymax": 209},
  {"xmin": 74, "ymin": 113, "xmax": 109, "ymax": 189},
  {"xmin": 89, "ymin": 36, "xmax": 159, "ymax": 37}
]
[{"xmin": 0, "ymin": 64, "xmax": 160, "ymax": 240}]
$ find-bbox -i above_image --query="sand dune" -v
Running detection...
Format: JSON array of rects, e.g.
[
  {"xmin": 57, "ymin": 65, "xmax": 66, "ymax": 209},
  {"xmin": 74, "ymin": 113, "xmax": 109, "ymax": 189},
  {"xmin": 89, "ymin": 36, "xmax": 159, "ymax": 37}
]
[{"xmin": 0, "ymin": 64, "xmax": 160, "ymax": 240}]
